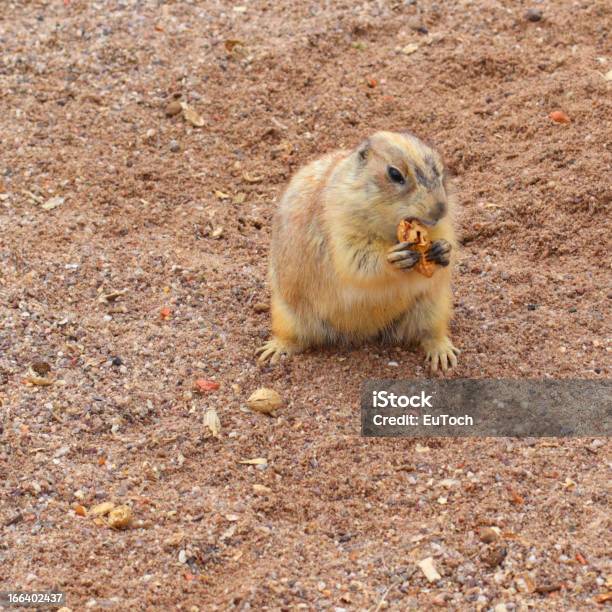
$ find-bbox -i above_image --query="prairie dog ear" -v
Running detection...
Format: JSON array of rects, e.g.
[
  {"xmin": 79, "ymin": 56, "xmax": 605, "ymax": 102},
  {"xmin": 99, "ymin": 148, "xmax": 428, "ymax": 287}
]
[{"xmin": 357, "ymin": 138, "xmax": 370, "ymax": 163}]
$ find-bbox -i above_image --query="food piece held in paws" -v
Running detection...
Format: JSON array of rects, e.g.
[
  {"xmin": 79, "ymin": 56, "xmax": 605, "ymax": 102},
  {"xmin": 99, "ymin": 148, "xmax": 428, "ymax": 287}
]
[{"xmin": 396, "ymin": 218, "xmax": 436, "ymax": 278}]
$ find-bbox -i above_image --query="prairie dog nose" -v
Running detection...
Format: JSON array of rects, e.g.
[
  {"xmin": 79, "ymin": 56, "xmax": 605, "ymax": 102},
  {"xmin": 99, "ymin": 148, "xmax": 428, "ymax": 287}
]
[{"xmin": 425, "ymin": 200, "xmax": 447, "ymax": 224}]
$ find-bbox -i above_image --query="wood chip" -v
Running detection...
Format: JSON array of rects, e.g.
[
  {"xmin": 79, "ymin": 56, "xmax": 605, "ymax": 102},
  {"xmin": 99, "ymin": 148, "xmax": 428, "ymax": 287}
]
[
  {"xmin": 220, "ymin": 524, "xmax": 237, "ymax": 541},
  {"xmin": 271, "ymin": 117, "xmax": 289, "ymax": 130},
  {"xmin": 438, "ymin": 478, "xmax": 459, "ymax": 488},
  {"xmin": 98, "ymin": 289, "xmax": 128, "ymax": 303},
  {"xmin": 204, "ymin": 408, "xmax": 221, "ymax": 437},
  {"xmin": 417, "ymin": 556, "xmax": 441, "ymax": 582},
  {"xmin": 243, "ymin": 173, "xmax": 263, "ymax": 183},
  {"xmin": 23, "ymin": 190, "xmax": 43, "ymax": 204},
  {"xmin": 401, "ymin": 43, "xmax": 419, "ymax": 55},
  {"xmin": 42, "ymin": 196, "xmax": 65, "ymax": 210},
  {"xmin": 25, "ymin": 367, "xmax": 53, "ymax": 386},
  {"xmin": 180, "ymin": 102, "xmax": 204, "ymax": 127},
  {"xmin": 90, "ymin": 502, "xmax": 115, "ymax": 517},
  {"xmin": 239, "ymin": 457, "xmax": 267, "ymax": 465}
]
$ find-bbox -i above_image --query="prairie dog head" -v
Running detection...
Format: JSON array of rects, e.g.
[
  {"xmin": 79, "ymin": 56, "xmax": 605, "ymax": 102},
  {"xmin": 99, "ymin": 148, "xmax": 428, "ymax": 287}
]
[{"xmin": 348, "ymin": 131, "xmax": 453, "ymax": 239}]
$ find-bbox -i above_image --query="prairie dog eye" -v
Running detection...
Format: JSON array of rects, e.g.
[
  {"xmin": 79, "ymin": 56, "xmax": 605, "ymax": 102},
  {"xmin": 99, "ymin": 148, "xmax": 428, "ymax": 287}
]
[{"xmin": 387, "ymin": 166, "xmax": 405, "ymax": 185}]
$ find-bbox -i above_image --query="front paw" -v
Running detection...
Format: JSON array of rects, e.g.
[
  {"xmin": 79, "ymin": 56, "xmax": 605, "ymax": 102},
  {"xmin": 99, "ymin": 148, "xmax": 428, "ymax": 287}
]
[
  {"xmin": 426, "ymin": 240, "xmax": 452, "ymax": 267},
  {"xmin": 387, "ymin": 242, "xmax": 421, "ymax": 270}
]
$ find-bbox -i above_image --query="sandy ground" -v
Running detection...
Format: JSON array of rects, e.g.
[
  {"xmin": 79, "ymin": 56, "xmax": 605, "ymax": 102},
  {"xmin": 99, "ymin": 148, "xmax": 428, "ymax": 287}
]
[{"xmin": 0, "ymin": 0, "xmax": 611, "ymax": 610}]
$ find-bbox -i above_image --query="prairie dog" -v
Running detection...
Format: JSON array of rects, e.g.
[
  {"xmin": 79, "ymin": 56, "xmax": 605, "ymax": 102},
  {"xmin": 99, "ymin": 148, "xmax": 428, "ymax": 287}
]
[{"xmin": 256, "ymin": 131, "xmax": 459, "ymax": 372}]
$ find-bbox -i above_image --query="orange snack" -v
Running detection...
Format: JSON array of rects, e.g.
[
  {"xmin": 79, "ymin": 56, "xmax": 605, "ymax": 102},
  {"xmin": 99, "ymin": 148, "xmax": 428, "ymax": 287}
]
[{"xmin": 396, "ymin": 218, "xmax": 436, "ymax": 277}]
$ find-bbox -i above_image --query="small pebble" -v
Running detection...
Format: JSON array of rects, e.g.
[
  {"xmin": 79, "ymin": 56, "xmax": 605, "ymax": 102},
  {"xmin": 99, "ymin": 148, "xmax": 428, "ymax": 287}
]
[
  {"xmin": 482, "ymin": 546, "xmax": 507, "ymax": 568},
  {"xmin": 253, "ymin": 302, "xmax": 269, "ymax": 313},
  {"xmin": 108, "ymin": 505, "xmax": 132, "ymax": 529},
  {"xmin": 525, "ymin": 8, "xmax": 543, "ymax": 22},
  {"xmin": 165, "ymin": 100, "xmax": 183, "ymax": 116},
  {"xmin": 479, "ymin": 527, "xmax": 500, "ymax": 543},
  {"xmin": 169, "ymin": 140, "xmax": 180, "ymax": 153},
  {"xmin": 31, "ymin": 361, "xmax": 51, "ymax": 376}
]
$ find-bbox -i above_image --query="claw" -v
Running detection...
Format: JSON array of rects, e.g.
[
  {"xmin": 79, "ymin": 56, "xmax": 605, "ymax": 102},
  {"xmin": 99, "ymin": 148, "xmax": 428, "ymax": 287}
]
[
  {"xmin": 426, "ymin": 239, "xmax": 452, "ymax": 266},
  {"xmin": 387, "ymin": 243, "xmax": 421, "ymax": 270},
  {"xmin": 423, "ymin": 337, "xmax": 459, "ymax": 373},
  {"xmin": 256, "ymin": 338, "xmax": 294, "ymax": 364}
]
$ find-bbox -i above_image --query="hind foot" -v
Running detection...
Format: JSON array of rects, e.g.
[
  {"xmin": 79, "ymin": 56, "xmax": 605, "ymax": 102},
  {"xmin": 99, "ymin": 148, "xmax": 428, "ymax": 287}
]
[
  {"xmin": 256, "ymin": 337, "xmax": 296, "ymax": 365},
  {"xmin": 422, "ymin": 336, "xmax": 460, "ymax": 373}
]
